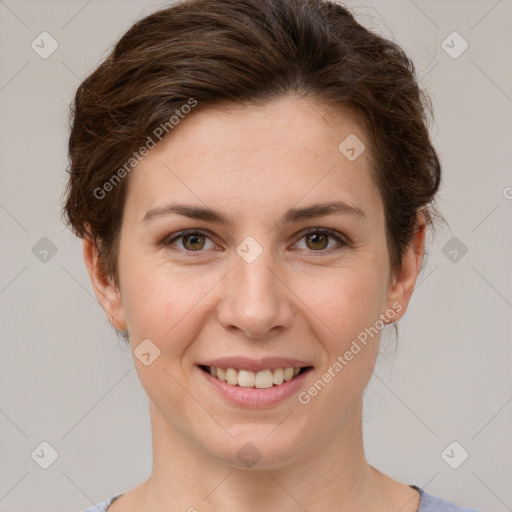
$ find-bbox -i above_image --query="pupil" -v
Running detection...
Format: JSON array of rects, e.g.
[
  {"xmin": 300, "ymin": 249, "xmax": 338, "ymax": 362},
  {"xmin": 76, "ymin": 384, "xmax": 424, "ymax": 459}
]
[
  {"xmin": 185, "ymin": 234, "xmax": 204, "ymax": 250},
  {"xmin": 308, "ymin": 233, "xmax": 327, "ymax": 250}
]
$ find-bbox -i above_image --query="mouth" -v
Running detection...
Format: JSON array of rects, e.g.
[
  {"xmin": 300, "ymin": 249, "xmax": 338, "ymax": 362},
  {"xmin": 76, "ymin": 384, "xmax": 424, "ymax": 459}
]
[{"xmin": 199, "ymin": 365, "xmax": 313, "ymax": 389}]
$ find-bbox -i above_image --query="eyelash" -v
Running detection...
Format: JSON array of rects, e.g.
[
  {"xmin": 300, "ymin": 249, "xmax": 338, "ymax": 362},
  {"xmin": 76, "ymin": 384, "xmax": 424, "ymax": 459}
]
[{"xmin": 164, "ymin": 228, "xmax": 348, "ymax": 256}]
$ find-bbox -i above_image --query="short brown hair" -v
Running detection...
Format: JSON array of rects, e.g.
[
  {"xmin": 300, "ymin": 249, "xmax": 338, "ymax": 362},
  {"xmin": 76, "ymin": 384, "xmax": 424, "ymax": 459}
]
[{"xmin": 62, "ymin": 0, "xmax": 441, "ymax": 288}]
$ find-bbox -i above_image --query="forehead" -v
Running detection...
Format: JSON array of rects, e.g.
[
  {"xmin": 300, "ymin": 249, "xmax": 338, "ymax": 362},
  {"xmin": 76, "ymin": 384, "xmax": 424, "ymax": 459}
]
[{"xmin": 123, "ymin": 96, "xmax": 383, "ymax": 227}]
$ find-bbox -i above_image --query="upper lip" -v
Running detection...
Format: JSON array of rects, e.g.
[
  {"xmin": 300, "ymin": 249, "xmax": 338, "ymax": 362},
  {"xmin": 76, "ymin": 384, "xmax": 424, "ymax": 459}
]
[{"xmin": 199, "ymin": 357, "xmax": 313, "ymax": 372}]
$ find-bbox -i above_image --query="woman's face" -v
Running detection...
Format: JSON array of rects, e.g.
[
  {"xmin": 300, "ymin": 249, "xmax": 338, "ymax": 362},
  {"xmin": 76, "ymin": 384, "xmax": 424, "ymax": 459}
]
[{"xmin": 89, "ymin": 96, "xmax": 422, "ymax": 469}]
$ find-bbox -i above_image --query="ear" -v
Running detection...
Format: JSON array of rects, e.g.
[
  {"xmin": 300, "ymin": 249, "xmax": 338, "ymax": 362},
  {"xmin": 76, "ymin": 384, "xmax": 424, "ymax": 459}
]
[
  {"xmin": 82, "ymin": 226, "xmax": 127, "ymax": 331},
  {"xmin": 385, "ymin": 213, "xmax": 427, "ymax": 322}
]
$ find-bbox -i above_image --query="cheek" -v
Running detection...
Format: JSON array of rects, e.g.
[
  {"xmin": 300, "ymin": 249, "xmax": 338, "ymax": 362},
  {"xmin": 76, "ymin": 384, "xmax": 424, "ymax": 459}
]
[
  {"xmin": 119, "ymin": 247, "xmax": 390, "ymax": 348},
  {"xmin": 295, "ymin": 266, "xmax": 389, "ymax": 421},
  {"xmin": 297, "ymin": 262, "xmax": 389, "ymax": 342},
  {"xmin": 118, "ymin": 253, "xmax": 220, "ymax": 351},
  {"xmin": 118, "ymin": 260, "xmax": 219, "ymax": 405}
]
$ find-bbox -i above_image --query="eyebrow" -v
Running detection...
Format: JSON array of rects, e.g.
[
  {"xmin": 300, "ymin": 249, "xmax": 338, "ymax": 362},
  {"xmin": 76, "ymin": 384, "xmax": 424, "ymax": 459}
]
[{"xmin": 142, "ymin": 200, "xmax": 366, "ymax": 226}]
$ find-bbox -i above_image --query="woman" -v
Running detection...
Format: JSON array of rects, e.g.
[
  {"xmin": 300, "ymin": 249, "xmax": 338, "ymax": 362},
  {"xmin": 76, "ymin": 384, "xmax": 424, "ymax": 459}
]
[{"xmin": 63, "ymin": 0, "xmax": 482, "ymax": 510}]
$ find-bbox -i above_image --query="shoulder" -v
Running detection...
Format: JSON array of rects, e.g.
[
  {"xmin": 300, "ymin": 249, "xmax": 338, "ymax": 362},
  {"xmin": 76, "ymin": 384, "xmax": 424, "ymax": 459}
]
[
  {"xmin": 80, "ymin": 494, "xmax": 122, "ymax": 512},
  {"xmin": 416, "ymin": 487, "xmax": 482, "ymax": 512},
  {"xmin": 80, "ymin": 488, "xmax": 484, "ymax": 512}
]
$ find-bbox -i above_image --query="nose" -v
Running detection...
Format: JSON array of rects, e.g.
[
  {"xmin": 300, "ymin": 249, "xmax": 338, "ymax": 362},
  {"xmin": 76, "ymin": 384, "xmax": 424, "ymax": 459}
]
[{"xmin": 216, "ymin": 246, "xmax": 294, "ymax": 339}]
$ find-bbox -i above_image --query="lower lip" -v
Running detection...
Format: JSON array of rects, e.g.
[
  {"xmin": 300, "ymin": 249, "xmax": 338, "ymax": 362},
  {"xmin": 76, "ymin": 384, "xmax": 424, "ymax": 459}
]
[{"xmin": 198, "ymin": 367, "xmax": 313, "ymax": 407}]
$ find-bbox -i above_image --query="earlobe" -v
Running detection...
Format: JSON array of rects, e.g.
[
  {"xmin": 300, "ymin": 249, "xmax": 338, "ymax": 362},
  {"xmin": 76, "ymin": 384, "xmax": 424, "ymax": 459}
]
[
  {"xmin": 82, "ymin": 228, "xmax": 127, "ymax": 330},
  {"xmin": 385, "ymin": 215, "xmax": 427, "ymax": 322}
]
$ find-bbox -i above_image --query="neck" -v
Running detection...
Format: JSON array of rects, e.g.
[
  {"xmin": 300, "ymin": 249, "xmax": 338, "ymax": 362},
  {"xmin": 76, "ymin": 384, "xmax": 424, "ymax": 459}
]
[{"xmin": 137, "ymin": 398, "xmax": 393, "ymax": 512}]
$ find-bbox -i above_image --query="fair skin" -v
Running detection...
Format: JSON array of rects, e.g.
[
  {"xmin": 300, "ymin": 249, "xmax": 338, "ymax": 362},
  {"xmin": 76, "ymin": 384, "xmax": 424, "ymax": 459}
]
[{"xmin": 84, "ymin": 96, "xmax": 426, "ymax": 512}]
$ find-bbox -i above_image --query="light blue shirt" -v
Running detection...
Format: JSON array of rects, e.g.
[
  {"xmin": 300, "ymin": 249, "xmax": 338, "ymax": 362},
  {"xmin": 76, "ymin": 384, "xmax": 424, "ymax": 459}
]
[{"xmin": 81, "ymin": 485, "xmax": 482, "ymax": 511}]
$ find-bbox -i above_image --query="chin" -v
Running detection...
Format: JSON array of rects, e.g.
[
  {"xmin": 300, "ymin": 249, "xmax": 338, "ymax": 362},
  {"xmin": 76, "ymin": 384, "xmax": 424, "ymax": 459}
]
[{"xmin": 201, "ymin": 427, "xmax": 308, "ymax": 471}]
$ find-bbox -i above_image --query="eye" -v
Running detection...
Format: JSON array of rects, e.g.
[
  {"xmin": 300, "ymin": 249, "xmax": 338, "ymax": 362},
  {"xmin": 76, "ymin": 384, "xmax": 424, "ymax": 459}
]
[
  {"xmin": 166, "ymin": 230, "xmax": 216, "ymax": 252},
  {"xmin": 293, "ymin": 228, "xmax": 347, "ymax": 252},
  {"xmin": 164, "ymin": 227, "xmax": 348, "ymax": 255}
]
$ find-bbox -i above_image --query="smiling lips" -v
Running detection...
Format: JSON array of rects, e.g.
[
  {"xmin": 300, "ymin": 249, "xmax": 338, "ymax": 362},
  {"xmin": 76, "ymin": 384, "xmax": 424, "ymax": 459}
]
[
  {"xmin": 203, "ymin": 366, "xmax": 303, "ymax": 388},
  {"xmin": 198, "ymin": 357, "xmax": 313, "ymax": 390}
]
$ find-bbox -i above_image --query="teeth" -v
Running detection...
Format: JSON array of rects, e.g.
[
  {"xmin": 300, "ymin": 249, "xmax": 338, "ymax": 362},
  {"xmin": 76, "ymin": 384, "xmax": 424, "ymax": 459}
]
[
  {"xmin": 272, "ymin": 368, "xmax": 284, "ymax": 385},
  {"xmin": 283, "ymin": 367, "xmax": 294, "ymax": 381},
  {"xmin": 238, "ymin": 369, "xmax": 255, "ymax": 387},
  {"xmin": 226, "ymin": 368, "xmax": 238, "ymax": 385},
  {"xmin": 255, "ymin": 369, "xmax": 273, "ymax": 389},
  {"xmin": 207, "ymin": 366, "xmax": 305, "ymax": 388}
]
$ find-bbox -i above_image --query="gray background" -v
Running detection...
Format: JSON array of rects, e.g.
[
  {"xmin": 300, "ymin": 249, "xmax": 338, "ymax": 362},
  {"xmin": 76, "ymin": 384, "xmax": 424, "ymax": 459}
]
[{"xmin": 0, "ymin": 0, "xmax": 511, "ymax": 511}]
